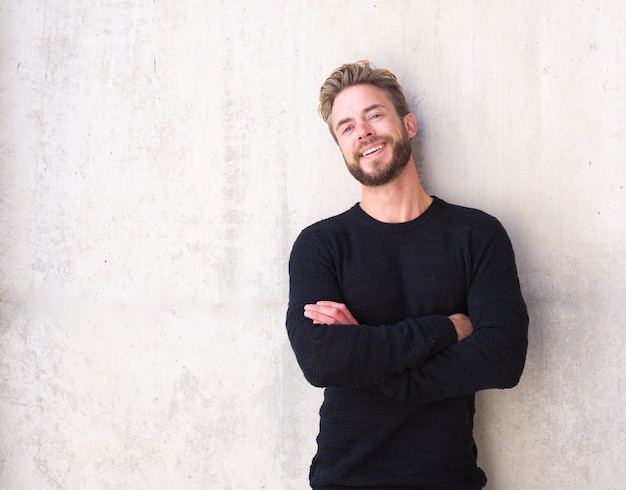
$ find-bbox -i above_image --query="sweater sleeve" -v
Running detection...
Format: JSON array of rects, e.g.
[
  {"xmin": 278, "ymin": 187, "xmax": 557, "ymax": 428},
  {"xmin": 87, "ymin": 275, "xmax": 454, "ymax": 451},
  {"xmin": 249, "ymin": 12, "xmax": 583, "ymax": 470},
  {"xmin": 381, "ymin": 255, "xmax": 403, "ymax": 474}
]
[
  {"xmin": 377, "ymin": 219, "xmax": 529, "ymax": 404},
  {"xmin": 286, "ymin": 231, "xmax": 458, "ymax": 388}
]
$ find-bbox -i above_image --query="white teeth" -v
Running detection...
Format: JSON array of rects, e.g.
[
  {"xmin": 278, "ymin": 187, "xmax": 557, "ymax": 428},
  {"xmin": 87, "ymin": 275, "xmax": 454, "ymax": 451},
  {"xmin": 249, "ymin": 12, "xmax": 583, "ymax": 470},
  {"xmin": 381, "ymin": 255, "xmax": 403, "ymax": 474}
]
[{"xmin": 362, "ymin": 144, "xmax": 384, "ymax": 156}]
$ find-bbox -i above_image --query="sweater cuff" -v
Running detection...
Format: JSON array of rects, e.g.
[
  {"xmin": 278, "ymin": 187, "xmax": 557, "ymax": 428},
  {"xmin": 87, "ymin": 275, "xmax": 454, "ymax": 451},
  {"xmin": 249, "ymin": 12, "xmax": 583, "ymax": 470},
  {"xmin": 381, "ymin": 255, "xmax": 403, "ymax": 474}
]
[{"xmin": 428, "ymin": 315, "xmax": 458, "ymax": 353}]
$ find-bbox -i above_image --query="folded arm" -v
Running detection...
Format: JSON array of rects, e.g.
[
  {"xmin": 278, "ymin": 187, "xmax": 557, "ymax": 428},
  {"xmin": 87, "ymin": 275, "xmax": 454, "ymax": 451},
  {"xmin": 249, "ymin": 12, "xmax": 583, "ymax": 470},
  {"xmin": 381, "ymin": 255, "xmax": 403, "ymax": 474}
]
[
  {"xmin": 377, "ymin": 225, "xmax": 529, "ymax": 404},
  {"xmin": 305, "ymin": 301, "xmax": 473, "ymax": 343},
  {"xmin": 286, "ymin": 235, "xmax": 458, "ymax": 389},
  {"xmin": 286, "ymin": 214, "xmax": 528, "ymax": 398}
]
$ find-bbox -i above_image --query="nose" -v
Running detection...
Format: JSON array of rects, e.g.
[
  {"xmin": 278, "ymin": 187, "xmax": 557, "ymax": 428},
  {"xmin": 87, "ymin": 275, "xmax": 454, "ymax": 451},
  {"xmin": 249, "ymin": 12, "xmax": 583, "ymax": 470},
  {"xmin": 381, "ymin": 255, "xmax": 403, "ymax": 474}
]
[{"xmin": 356, "ymin": 120, "xmax": 375, "ymax": 139}]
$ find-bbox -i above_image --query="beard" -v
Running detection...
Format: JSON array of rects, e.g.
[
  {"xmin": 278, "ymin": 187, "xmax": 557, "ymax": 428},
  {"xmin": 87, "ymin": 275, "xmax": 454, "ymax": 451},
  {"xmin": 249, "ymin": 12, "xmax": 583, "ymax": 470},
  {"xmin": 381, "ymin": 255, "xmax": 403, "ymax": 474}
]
[{"xmin": 343, "ymin": 125, "xmax": 413, "ymax": 187}]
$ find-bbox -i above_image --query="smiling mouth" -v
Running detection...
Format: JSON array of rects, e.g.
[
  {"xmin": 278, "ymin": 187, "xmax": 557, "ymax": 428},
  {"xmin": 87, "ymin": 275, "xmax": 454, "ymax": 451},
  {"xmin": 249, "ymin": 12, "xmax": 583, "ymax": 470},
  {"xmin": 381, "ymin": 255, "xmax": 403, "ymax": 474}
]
[{"xmin": 361, "ymin": 144, "xmax": 384, "ymax": 157}]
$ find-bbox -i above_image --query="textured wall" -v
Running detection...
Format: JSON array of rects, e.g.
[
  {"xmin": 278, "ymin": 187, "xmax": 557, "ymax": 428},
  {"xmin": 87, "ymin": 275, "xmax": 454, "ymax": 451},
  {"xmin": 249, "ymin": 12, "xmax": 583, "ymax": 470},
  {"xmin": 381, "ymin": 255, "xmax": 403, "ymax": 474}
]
[{"xmin": 1, "ymin": 1, "xmax": 624, "ymax": 488}]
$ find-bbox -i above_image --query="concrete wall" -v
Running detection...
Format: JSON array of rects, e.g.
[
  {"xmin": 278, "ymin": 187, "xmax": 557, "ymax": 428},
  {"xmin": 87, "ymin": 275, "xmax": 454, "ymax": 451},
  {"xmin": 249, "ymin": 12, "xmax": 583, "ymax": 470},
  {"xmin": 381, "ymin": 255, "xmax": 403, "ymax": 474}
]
[{"xmin": 1, "ymin": 1, "xmax": 624, "ymax": 488}]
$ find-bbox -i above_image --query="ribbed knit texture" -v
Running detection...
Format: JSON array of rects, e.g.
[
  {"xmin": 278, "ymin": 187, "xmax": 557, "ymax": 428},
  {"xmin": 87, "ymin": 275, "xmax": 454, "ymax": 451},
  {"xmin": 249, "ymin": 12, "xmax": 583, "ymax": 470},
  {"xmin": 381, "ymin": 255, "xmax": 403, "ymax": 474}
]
[{"xmin": 286, "ymin": 197, "xmax": 529, "ymax": 489}]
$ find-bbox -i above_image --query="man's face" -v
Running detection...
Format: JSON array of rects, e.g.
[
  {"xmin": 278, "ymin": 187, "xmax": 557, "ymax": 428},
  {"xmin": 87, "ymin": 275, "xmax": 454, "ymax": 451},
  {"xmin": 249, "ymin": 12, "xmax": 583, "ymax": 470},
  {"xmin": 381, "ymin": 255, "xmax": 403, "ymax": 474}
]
[{"xmin": 330, "ymin": 84, "xmax": 415, "ymax": 187}]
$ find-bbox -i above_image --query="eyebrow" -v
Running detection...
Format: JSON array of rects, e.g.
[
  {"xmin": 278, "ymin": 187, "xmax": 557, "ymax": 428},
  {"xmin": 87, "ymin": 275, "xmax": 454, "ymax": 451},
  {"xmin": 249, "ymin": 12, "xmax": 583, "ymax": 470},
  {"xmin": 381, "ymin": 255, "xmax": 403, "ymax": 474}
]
[{"xmin": 334, "ymin": 103, "xmax": 387, "ymax": 133}]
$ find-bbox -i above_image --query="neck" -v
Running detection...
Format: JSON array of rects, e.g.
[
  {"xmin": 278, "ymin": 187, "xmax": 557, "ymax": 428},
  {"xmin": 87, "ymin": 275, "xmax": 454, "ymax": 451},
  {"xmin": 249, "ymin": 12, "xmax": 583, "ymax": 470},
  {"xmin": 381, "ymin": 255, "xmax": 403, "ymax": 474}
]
[{"xmin": 359, "ymin": 160, "xmax": 433, "ymax": 223}]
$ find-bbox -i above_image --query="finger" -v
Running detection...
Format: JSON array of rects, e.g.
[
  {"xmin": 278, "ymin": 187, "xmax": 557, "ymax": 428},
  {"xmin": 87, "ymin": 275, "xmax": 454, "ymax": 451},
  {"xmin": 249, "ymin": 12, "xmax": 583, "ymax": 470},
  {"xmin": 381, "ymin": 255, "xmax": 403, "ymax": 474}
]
[
  {"xmin": 308, "ymin": 302, "xmax": 358, "ymax": 324},
  {"xmin": 310, "ymin": 305, "xmax": 350, "ymax": 324},
  {"xmin": 306, "ymin": 303, "xmax": 342, "ymax": 316},
  {"xmin": 315, "ymin": 302, "xmax": 350, "ymax": 317},
  {"xmin": 304, "ymin": 309, "xmax": 339, "ymax": 325},
  {"xmin": 304, "ymin": 303, "xmax": 351, "ymax": 324}
]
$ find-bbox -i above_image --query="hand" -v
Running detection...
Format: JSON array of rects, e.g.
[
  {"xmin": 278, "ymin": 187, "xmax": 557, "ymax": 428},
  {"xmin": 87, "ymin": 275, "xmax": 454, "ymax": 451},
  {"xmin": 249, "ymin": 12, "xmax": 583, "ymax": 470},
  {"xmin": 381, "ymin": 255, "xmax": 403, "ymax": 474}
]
[
  {"xmin": 304, "ymin": 301, "xmax": 359, "ymax": 325},
  {"xmin": 448, "ymin": 313, "xmax": 473, "ymax": 342}
]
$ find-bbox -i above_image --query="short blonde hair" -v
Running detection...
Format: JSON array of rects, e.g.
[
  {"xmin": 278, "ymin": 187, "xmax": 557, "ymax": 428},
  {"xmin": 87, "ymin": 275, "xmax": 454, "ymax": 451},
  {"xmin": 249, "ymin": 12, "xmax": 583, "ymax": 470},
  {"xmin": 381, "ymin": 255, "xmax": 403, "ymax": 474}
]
[{"xmin": 319, "ymin": 60, "xmax": 410, "ymax": 141}]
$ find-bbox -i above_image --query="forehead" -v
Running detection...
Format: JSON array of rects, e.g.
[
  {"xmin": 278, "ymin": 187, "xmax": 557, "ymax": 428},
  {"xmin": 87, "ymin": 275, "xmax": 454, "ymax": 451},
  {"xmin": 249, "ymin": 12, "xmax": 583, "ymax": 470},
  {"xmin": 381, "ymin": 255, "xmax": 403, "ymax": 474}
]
[{"xmin": 331, "ymin": 84, "xmax": 395, "ymax": 122}]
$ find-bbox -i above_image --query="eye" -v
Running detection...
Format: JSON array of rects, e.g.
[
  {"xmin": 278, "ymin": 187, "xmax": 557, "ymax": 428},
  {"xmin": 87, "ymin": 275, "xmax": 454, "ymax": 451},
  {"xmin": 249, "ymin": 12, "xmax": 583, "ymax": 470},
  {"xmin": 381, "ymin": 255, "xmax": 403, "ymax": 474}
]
[
  {"xmin": 341, "ymin": 126, "xmax": 353, "ymax": 134},
  {"xmin": 370, "ymin": 113, "xmax": 381, "ymax": 120}
]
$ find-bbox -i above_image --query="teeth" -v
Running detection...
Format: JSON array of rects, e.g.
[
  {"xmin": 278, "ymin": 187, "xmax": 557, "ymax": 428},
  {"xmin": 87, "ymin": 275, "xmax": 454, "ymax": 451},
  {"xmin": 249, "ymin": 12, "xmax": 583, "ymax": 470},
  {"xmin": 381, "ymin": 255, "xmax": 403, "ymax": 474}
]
[{"xmin": 363, "ymin": 144, "xmax": 383, "ymax": 156}]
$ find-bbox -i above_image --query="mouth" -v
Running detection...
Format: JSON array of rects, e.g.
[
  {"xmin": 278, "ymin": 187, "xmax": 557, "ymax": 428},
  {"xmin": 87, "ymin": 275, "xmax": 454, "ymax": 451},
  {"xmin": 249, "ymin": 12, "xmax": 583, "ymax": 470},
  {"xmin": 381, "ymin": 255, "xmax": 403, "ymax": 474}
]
[{"xmin": 361, "ymin": 143, "xmax": 385, "ymax": 157}]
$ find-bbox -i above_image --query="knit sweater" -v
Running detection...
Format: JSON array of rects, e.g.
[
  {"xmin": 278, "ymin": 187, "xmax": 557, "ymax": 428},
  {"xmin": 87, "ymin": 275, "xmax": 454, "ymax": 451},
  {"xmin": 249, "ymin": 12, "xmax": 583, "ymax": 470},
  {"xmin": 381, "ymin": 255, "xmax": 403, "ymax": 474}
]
[{"xmin": 286, "ymin": 197, "xmax": 529, "ymax": 489}]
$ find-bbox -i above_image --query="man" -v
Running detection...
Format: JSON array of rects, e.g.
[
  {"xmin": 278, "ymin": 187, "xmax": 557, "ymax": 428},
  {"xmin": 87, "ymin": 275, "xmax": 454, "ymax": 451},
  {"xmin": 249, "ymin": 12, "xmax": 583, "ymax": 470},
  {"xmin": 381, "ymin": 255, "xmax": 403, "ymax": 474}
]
[{"xmin": 286, "ymin": 60, "xmax": 528, "ymax": 489}]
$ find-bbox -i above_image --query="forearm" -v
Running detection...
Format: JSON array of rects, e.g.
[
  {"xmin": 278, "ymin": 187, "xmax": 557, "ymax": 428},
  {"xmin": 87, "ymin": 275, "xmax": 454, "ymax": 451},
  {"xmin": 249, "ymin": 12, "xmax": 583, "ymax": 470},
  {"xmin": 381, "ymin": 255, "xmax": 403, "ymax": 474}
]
[
  {"xmin": 287, "ymin": 304, "xmax": 457, "ymax": 388},
  {"xmin": 378, "ymin": 282, "xmax": 529, "ymax": 404},
  {"xmin": 286, "ymin": 232, "xmax": 459, "ymax": 389}
]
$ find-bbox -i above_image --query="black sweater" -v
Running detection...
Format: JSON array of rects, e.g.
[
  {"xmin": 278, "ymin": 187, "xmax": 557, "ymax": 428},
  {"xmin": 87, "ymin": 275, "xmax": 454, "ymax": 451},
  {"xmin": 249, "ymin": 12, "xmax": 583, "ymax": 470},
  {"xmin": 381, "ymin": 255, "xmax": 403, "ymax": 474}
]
[{"xmin": 286, "ymin": 197, "xmax": 529, "ymax": 489}]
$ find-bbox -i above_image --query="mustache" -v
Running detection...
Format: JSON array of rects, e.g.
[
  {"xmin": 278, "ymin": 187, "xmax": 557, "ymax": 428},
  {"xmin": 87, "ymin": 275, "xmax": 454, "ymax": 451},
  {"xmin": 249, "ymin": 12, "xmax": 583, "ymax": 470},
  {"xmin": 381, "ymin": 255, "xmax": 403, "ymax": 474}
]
[{"xmin": 357, "ymin": 136, "xmax": 393, "ymax": 152}]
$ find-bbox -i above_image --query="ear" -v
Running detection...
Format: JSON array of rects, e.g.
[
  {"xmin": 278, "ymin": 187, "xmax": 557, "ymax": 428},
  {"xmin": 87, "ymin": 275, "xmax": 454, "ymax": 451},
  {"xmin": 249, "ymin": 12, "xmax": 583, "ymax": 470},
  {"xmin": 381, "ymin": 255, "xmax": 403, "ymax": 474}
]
[{"xmin": 403, "ymin": 113, "xmax": 418, "ymax": 138}]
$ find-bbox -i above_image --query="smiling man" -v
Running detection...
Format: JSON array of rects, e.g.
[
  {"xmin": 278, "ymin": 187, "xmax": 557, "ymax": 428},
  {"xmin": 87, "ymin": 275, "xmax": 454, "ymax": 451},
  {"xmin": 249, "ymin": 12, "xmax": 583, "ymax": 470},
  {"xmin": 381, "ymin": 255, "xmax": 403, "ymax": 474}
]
[
  {"xmin": 286, "ymin": 61, "xmax": 529, "ymax": 489},
  {"xmin": 333, "ymin": 86, "xmax": 413, "ymax": 188}
]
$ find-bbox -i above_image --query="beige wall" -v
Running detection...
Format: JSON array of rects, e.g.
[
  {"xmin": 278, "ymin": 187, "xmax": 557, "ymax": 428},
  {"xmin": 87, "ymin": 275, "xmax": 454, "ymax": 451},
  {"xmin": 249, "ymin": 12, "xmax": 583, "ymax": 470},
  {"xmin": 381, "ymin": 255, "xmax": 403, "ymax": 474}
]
[{"xmin": 1, "ymin": 1, "xmax": 624, "ymax": 488}]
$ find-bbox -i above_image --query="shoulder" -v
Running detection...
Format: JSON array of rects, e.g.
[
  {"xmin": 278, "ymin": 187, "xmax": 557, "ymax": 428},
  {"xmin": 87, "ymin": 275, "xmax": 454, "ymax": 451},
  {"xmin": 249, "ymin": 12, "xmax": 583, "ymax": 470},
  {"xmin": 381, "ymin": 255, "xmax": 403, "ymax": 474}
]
[
  {"xmin": 429, "ymin": 198, "xmax": 515, "ymax": 256},
  {"xmin": 289, "ymin": 205, "xmax": 361, "ymax": 259},
  {"xmin": 433, "ymin": 197, "xmax": 504, "ymax": 234},
  {"xmin": 295, "ymin": 205, "xmax": 360, "ymax": 241}
]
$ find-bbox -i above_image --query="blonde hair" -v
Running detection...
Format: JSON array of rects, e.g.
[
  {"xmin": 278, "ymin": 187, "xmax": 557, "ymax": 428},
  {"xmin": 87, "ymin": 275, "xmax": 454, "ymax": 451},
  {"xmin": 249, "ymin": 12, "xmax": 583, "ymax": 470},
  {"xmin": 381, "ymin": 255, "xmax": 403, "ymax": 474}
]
[{"xmin": 318, "ymin": 60, "xmax": 410, "ymax": 141}]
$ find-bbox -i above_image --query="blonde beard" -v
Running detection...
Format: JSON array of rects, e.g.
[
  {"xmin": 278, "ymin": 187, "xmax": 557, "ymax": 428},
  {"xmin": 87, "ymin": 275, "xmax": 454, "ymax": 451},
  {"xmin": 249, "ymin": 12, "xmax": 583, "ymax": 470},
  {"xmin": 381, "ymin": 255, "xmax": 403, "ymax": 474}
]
[{"xmin": 344, "ymin": 131, "xmax": 412, "ymax": 187}]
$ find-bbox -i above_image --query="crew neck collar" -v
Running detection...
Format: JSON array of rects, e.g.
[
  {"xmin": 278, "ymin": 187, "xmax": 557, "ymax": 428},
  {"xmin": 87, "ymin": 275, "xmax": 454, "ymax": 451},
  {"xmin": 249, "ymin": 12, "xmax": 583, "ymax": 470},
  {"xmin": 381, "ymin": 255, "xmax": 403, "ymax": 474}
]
[{"xmin": 351, "ymin": 196, "xmax": 442, "ymax": 232}]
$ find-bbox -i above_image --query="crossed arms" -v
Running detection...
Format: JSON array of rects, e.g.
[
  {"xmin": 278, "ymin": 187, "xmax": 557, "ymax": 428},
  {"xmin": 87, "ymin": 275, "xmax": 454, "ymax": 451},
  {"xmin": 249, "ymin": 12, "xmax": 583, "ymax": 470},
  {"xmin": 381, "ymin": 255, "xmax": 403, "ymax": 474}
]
[
  {"xmin": 305, "ymin": 301, "xmax": 473, "ymax": 342},
  {"xmin": 286, "ymin": 219, "xmax": 529, "ymax": 404}
]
